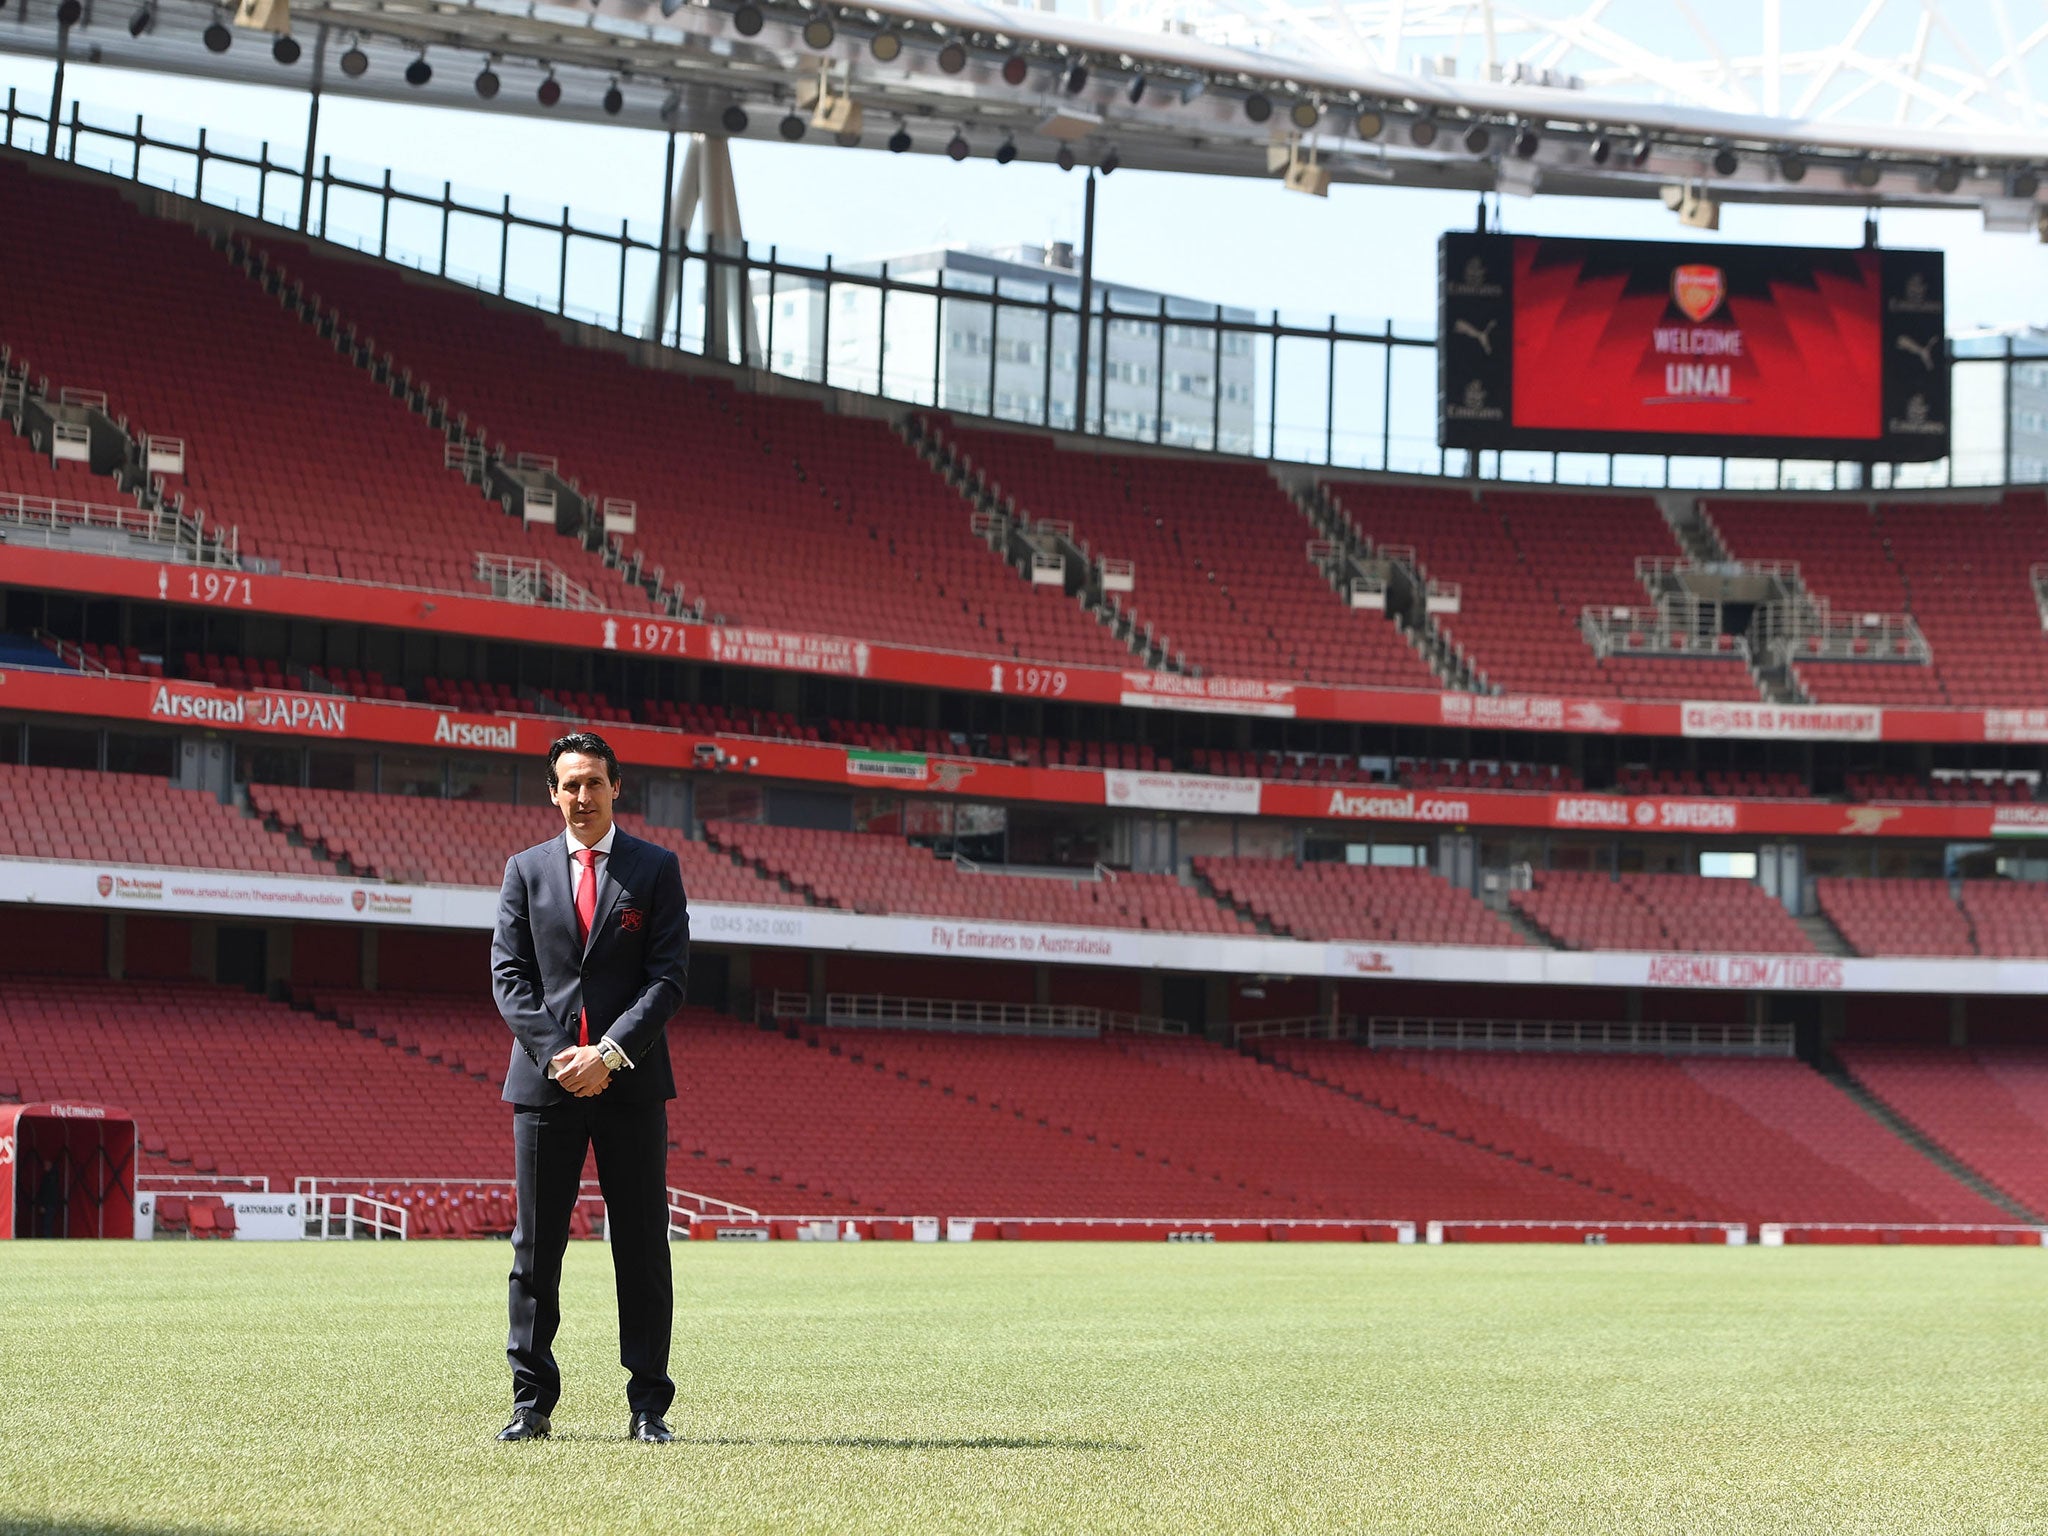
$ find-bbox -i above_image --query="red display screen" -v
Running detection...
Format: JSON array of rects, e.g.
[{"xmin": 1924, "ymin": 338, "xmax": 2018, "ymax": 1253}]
[
  {"xmin": 1439, "ymin": 233, "xmax": 1948, "ymax": 461},
  {"xmin": 1510, "ymin": 240, "xmax": 1881, "ymax": 440}
]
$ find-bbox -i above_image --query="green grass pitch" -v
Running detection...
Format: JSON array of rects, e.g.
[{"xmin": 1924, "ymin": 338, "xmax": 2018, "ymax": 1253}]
[{"xmin": 4, "ymin": 1242, "xmax": 2046, "ymax": 1534}]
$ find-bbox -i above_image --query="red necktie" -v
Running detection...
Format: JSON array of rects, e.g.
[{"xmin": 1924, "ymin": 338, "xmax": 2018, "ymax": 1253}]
[{"xmin": 573, "ymin": 847, "xmax": 598, "ymax": 1046}]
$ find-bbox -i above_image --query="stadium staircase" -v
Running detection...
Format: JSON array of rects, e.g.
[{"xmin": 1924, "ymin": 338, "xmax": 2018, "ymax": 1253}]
[
  {"xmin": 900, "ymin": 414, "xmax": 1160, "ymax": 668},
  {"xmin": 230, "ymin": 232, "xmax": 1137, "ymax": 668},
  {"xmin": 928, "ymin": 420, "xmax": 1443, "ymax": 689},
  {"xmin": 1284, "ymin": 472, "xmax": 1480, "ymax": 690},
  {"xmin": 1811, "ymin": 1048, "xmax": 2042, "ymax": 1223}
]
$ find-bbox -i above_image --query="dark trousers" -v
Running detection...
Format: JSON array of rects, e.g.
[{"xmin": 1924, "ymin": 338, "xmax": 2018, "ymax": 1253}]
[{"xmin": 507, "ymin": 1098, "xmax": 675, "ymax": 1419}]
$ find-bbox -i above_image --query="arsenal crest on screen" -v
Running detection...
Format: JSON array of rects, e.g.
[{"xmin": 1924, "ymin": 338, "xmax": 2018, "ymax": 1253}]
[
  {"xmin": 1671, "ymin": 264, "xmax": 1720, "ymax": 321},
  {"xmin": 1670, "ymin": 264, "xmax": 1726, "ymax": 323}
]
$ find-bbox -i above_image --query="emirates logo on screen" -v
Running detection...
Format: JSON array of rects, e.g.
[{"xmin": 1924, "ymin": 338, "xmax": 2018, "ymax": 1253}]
[{"xmin": 1671, "ymin": 265, "xmax": 1726, "ymax": 322}]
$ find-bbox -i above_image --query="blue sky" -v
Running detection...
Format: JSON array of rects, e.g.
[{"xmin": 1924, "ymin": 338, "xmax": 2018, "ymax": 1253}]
[{"xmin": 7, "ymin": 52, "xmax": 2046, "ymax": 338}]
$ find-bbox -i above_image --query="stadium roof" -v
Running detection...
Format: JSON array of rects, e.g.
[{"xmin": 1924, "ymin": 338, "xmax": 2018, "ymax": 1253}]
[{"xmin": 9, "ymin": 0, "xmax": 2048, "ymax": 216}]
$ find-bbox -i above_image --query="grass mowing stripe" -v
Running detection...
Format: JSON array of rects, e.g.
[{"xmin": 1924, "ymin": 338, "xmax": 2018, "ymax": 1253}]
[{"xmin": 2, "ymin": 1244, "xmax": 2045, "ymax": 1534}]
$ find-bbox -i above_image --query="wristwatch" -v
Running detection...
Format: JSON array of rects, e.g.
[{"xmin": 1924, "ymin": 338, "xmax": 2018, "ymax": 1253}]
[{"xmin": 595, "ymin": 1038, "xmax": 628, "ymax": 1073}]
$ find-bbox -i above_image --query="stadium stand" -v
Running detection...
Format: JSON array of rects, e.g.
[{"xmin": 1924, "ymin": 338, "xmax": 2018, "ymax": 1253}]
[
  {"xmin": 1814, "ymin": 877, "xmax": 1977, "ymax": 958},
  {"xmin": 1616, "ymin": 766, "xmax": 1809, "ymax": 798},
  {"xmin": 1704, "ymin": 495, "xmax": 2048, "ymax": 707},
  {"xmin": 0, "ymin": 159, "xmax": 646, "ymax": 606},
  {"xmin": 244, "ymin": 788, "xmax": 794, "ymax": 902},
  {"xmin": 1880, "ymin": 495, "xmax": 2048, "ymax": 706},
  {"xmin": 1511, "ymin": 871, "xmax": 1813, "ymax": 953},
  {"xmin": 1837, "ymin": 1045, "xmax": 2048, "ymax": 1213},
  {"xmin": 0, "ymin": 764, "xmax": 332, "ymax": 875},
  {"xmin": 1844, "ymin": 771, "xmax": 2034, "ymax": 804},
  {"xmin": 1268, "ymin": 1044, "xmax": 2009, "ymax": 1225},
  {"xmin": 1193, "ymin": 858, "xmax": 1524, "ymax": 946},
  {"xmin": 234, "ymin": 236, "xmax": 1137, "ymax": 668},
  {"xmin": 707, "ymin": 820, "xmax": 1250, "ymax": 932},
  {"xmin": 1955, "ymin": 880, "xmax": 2048, "ymax": 959},
  {"xmin": 1320, "ymin": 480, "xmax": 1763, "ymax": 700},
  {"xmin": 0, "ymin": 632, "xmax": 70, "ymax": 671},
  {"xmin": 937, "ymin": 422, "xmax": 1441, "ymax": 688}
]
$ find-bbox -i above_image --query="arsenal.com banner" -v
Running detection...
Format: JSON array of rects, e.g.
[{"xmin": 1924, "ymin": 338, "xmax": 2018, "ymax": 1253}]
[
  {"xmin": 1440, "ymin": 231, "xmax": 1948, "ymax": 461},
  {"xmin": 1, "ymin": 668, "xmax": 2041, "ymax": 843}
]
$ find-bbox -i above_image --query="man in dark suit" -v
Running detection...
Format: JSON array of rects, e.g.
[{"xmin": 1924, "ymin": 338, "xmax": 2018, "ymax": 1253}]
[{"xmin": 491, "ymin": 731, "xmax": 689, "ymax": 1444}]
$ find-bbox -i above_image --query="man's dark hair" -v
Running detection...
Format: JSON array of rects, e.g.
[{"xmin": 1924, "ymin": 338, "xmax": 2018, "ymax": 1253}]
[{"xmin": 546, "ymin": 731, "xmax": 622, "ymax": 792}]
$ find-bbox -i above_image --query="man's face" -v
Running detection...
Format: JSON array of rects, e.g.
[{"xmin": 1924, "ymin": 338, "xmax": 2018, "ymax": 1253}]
[{"xmin": 550, "ymin": 752, "xmax": 618, "ymax": 845}]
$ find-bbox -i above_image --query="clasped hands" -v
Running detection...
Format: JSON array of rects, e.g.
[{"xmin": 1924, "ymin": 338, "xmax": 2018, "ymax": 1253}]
[{"xmin": 552, "ymin": 1044, "xmax": 612, "ymax": 1097}]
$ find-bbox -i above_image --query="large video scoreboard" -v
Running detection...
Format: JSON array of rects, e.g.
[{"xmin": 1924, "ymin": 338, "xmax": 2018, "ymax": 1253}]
[{"xmin": 1438, "ymin": 233, "xmax": 1949, "ymax": 461}]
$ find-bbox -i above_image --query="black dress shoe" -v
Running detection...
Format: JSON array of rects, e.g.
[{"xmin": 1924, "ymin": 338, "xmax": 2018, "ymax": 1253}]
[
  {"xmin": 630, "ymin": 1412, "xmax": 673, "ymax": 1443},
  {"xmin": 497, "ymin": 1409, "xmax": 552, "ymax": 1442}
]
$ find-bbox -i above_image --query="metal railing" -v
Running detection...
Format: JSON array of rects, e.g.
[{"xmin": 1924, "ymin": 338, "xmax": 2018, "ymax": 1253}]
[
  {"xmin": 0, "ymin": 490, "xmax": 233, "ymax": 565},
  {"xmin": 1234, "ymin": 1015, "xmax": 1360, "ymax": 1042},
  {"xmin": 3, "ymin": 92, "xmax": 2033, "ymax": 493},
  {"xmin": 473, "ymin": 551, "xmax": 610, "ymax": 611},
  {"xmin": 766, "ymin": 990, "xmax": 1185, "ymax": 1037},
  {"xmin": 1363, "ymin": 1017, "xmax": 1796, "ymax": 1056},
  {"xmin": 1764, "ymin": 604, "xmax": 1932, "ymax": 665},
  {"xmin": 305, "ymin": 1192, "xmax": 408, "ymax": 1240}
]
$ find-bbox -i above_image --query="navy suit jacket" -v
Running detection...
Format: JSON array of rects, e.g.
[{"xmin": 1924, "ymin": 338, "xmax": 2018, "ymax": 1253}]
[{"xmin": 492, "ymin": 827, "xmax": 688, "ymax": 1107}]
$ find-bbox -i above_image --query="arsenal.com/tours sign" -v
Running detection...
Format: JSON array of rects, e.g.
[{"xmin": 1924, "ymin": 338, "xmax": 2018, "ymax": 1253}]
[{"xmin": 9, "ymin": 856, "xmax": 2048, "ymax": 998}]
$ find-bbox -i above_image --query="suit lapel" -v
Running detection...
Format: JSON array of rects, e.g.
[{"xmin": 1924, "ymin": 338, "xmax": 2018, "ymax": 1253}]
[
  {"xmin": 585, "ymin": 833, "xmax": 632, "ymax": 958},
  {"xmin": 545, "ymin": 836, "xmax": 578, "ymax": 956}
]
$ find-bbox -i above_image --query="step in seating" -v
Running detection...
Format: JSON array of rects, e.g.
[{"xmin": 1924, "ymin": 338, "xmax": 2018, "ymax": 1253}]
[
  {"xmin": 944, "ymin": 424, "xmax": 1440, "ymax": 688},
  {"xmin": 1273, "ymin": 1045, "xmax": 2007, "ymax": 1225},
  {"xmin": 707, "ymin": 820, "xmax": 1249, "ymax": 933},
  {"xmin": 0, "ymin": 763, "xmax": 327, "ymax": 874},
  {"xmin": 0, "ymin": 159, "xmax": 644, "ymax": 606},
  {"xmin": 1193, "ymin": 858, "xmax": 1525, "ymax": 946},
  {"xmin": 1814, "ymin": 877, "xmax": 1976, "ymax": 958},
  {"xmin": 248, "ymin": 237, "xmax": 1135, "ymax": 669},
  {"xmin": 1837, "ymin": 1044, "xmax": 2048, "ymax": 1213},
  {"xmin": 1511, "ymin": 870, "xmax": 1812, "ymax": 954}
]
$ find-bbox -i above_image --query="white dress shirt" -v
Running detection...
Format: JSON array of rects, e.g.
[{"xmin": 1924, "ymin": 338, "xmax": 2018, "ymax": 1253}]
[{"xmin": 548, "ymin": 821, "xmax": 634, "ymax": 1074}]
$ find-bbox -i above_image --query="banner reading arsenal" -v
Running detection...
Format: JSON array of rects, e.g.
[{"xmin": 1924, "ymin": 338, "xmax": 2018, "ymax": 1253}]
[{"xmin": 1440, "ymin": 232, "xmax": 1948, "ymax": 460}]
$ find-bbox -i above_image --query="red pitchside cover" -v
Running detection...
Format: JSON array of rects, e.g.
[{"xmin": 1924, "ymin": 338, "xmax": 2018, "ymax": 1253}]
[{"xmin": 1509, "ymin": 238, "xmax": 1884, "ymax": 441}]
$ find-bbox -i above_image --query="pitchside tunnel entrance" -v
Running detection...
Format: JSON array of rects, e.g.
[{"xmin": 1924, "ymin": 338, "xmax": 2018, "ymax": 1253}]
[{"xmin": 1, "ymin": 1103, "xmax": 137, "ymax": 1239}]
